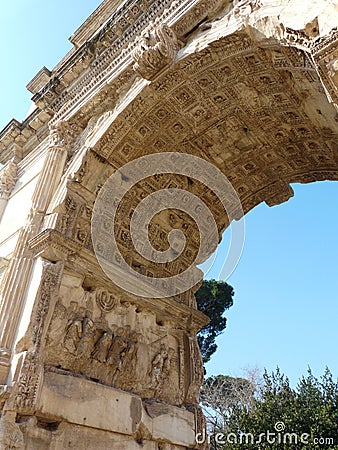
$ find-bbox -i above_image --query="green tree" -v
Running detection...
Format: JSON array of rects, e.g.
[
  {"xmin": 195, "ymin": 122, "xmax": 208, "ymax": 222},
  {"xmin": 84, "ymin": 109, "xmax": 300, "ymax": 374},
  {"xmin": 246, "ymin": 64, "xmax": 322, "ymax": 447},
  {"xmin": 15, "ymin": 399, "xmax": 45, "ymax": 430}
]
[
  {"xmin": 201, "ymin": 367, "xmax": 338, "ymax": 449},
  {"xmin": 195, "ymin": 279, "xmax": 234, "ymax": 364}
]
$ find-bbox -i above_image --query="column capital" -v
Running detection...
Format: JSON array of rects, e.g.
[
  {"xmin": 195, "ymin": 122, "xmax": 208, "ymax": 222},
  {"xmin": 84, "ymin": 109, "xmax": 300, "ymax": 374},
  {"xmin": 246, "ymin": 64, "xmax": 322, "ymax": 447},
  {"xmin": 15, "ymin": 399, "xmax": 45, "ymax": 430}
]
[
  {"xmin": 0, "ymin": 161, "xmax": 18, "ymax": 200},
  {"xmin": 48, "ymin": 124, "xmax": 65, "ymax": 149}
]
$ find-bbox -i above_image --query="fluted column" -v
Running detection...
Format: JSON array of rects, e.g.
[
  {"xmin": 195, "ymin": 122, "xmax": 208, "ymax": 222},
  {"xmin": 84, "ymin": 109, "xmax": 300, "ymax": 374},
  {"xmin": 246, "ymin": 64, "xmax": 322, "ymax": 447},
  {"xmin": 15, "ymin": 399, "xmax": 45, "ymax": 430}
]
[{"xmin": 0, "ymin": 126, "xmax": 67, "ymax": 384}]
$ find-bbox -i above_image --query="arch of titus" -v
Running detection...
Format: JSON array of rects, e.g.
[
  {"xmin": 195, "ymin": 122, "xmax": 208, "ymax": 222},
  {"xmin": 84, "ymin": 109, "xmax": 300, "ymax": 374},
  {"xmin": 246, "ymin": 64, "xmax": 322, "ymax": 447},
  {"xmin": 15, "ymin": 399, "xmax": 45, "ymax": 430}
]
[{"xmin": 0, "ymin": 0, "xmax": 338, "ymax": 448}]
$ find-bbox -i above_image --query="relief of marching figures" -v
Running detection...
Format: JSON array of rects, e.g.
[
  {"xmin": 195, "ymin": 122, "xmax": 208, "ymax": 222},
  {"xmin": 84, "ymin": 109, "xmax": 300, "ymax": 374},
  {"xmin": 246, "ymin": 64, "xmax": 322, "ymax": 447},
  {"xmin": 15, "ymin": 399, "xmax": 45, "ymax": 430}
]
[{"xmin": 45, "ymin": 286, "xmax": 181, "ymax": 404}]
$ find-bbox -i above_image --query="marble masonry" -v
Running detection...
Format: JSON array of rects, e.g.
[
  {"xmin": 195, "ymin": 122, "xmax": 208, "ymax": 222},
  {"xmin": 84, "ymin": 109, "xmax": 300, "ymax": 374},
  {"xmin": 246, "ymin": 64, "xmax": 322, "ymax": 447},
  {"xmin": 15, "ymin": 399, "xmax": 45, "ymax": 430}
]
[{"xmin": 0, "ymin": 0, "xmax": 338, "ymax": 448}]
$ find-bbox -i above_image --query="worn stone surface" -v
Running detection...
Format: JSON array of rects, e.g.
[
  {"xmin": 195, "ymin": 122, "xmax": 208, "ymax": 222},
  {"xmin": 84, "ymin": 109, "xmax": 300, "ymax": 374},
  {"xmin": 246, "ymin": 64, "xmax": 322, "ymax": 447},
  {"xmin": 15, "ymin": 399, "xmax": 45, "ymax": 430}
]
[
  {"xmin": 37, "ymin": 372, "xmax": 195, "ymax": 446},
  {"xmin": 0, "ymin": 0, "xmax": 338, "ymax": 448}
]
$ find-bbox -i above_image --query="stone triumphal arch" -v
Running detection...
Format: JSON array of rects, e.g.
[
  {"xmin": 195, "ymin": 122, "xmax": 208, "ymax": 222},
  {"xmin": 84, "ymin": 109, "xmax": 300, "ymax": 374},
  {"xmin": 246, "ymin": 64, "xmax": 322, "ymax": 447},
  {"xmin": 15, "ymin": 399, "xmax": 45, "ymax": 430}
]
[{"xmin": 0, "ymin": 0, "xmax": 338, "ymax": 448}]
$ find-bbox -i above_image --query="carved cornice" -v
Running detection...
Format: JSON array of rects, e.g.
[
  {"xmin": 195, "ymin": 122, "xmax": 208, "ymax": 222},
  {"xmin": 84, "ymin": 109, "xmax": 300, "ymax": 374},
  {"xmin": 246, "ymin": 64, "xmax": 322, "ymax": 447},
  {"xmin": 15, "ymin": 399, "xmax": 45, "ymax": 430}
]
[
  {"xmin": 0, "ymin": 109, "xmax": 50, "ymax": 166},
  {"xmin": 33, "ymin": 0, "xmax": 225, "ymax": 124},
  {"xmin": 31, "ymin": 77, "xmax": 65, "ymax": 114},
  {"xmin": 28, "ymin": 229, "xmax": 208, "ymax": 330},
  {"xmin": 311, "ymin": 27, "xmax": 338, "ymax": 56},
  {"xmin": 70, "ymin": 0, "xmax": 127, "ymax": 47},
  {"xmin": 0, "ymin": 120, "xmax": 23, "ymax": 165}
]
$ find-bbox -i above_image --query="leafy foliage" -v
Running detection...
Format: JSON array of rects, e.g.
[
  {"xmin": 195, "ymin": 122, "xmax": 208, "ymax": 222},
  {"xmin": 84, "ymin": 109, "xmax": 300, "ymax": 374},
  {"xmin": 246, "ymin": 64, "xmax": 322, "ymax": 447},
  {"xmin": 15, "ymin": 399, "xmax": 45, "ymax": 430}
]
[
  {"xmin": 195, "ymin": 279, "xmax": 234, "ymax": 363},
  {"xmin": 201, "ymin": 367, "xmax": 338, "ymax": 449}
]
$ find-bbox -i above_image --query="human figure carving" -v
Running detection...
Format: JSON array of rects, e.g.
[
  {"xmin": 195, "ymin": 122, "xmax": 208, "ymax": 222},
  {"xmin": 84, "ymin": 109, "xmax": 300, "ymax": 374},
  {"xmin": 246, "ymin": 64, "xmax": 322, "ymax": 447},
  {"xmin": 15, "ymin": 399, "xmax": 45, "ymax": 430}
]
[
  {"xmin": 64, "ymin": 316, "xmax": 82, "ymax": 355},
  {"xmin": 119, "ymin": 331, "xmax": 143, "ymax": 389},
  {"xmin": 163, "ymin": 347, "xmax": 175, "ymax": 377},
  {"xmin": 48, "ymin": 300, "xmax": 67, "ymax": 345},
  {"xmin": 150, "ymin": 344, "xmax": 168, "ymax": 388},
  {"xmin": 77, "ymin": 316, "xmax": 96, "ymax": 358},
  {"xmin": 92, "ymin": 331, "xmax": 112, "ymax": 363},
  {"xmin": 107, "ymin": 327, "xmax": 128, "ymax": 384}
]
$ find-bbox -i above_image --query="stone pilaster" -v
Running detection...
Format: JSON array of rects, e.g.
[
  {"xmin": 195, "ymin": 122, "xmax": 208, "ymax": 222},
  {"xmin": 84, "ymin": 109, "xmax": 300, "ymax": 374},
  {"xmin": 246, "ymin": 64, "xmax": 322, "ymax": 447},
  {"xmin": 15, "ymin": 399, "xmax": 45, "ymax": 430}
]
[
  {"xmin": 0, "ymin": 161, "xmax": 18, "ymax": 221},
  {"xmin": 0, "ymin": 127, "xmax": 67, "ymax": 384}
]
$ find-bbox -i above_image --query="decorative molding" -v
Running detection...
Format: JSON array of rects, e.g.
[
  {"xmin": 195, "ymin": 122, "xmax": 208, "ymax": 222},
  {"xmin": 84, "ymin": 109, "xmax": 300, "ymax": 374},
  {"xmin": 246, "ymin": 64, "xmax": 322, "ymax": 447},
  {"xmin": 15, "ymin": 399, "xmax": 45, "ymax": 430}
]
[
  {"xmin": 14, "ymin": 352, "xmax": 42, "ymax": 413},
  {"xmin": 32, "ymin": 0, "xmax": 227, "ymax": 123},
  {"xmin": 0, "ymin": 128, "xmax": 68, "ymax": 384},
  {"xmin": 0, "ymin": 1, "xmax": 338, "ymax": 446},
  {"xmin": 31, "ymin": 261, "xmax": 64, "ymax": 347}
]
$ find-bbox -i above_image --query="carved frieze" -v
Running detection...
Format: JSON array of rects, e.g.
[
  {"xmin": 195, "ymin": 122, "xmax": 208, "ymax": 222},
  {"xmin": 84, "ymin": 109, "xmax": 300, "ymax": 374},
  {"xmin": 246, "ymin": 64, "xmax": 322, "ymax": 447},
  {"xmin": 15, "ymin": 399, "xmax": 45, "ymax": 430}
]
[
  {"xmin": 95, "ymin": 287, "xmax": 117, "ymax": 312},
  {"xmin": 43, "ymin": 276, "xmax": 196, "ymax": 405},
  {"xmin": 39, "ymin": 0, "xmax": 213, "ymax": 122}
]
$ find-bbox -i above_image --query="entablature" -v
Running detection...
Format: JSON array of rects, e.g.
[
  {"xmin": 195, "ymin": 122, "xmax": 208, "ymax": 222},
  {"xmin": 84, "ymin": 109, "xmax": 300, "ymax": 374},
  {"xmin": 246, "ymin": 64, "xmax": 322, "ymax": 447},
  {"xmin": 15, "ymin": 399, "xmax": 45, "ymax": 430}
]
[
  {"xmin": 1, "ymin": 0, "xmax": 225, "ymax": 164},
  {"xmin": 0, "ymin": 110, "xmax": 51, "ymax": 166},
  {"xmin": 28, "ymin": 229, "xmax": 209, "ymax": 332},
  {"xmin": 2, "ymin": 0, "xmax": 337, "ymax": 167},
  {"xmin": 70, "ymin": 0, "xmax": 127, "ymax": 48}
]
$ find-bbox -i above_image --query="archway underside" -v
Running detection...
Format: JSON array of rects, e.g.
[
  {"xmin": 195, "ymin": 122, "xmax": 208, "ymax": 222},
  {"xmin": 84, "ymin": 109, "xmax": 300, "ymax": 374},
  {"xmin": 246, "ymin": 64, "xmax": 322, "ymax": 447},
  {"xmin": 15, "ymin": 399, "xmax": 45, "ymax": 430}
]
[
  {"xmin": 90, "ymin": 30, "xmax": 338, "ymax": 214},
  {"xmin": 77, "ymin": 30, "xmax": 338, "ymax": 279}
]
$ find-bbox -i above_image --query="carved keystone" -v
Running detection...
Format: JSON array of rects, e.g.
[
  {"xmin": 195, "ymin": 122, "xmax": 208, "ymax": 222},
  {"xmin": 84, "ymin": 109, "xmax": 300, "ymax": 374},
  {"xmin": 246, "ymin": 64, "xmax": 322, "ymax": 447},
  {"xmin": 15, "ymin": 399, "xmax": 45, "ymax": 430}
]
[{"xmin": 132, "ymin": 24, "xmax": 179, "ymax": 81}]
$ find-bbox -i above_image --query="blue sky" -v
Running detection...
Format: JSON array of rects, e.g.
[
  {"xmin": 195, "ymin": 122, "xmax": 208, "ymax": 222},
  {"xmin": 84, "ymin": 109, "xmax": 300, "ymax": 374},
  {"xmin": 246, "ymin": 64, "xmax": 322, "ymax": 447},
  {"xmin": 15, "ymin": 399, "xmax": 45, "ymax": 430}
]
[
  {"xmin": 205, "ymin": 181, "xmax": 338, "ymax": 385},
  {"xmin": 1, "ymin": 1, "xmax": 337, "ymax": 386},
  {"xmin": 0, "ymin": 0, "xmax": 102, "ymax": 129}
]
